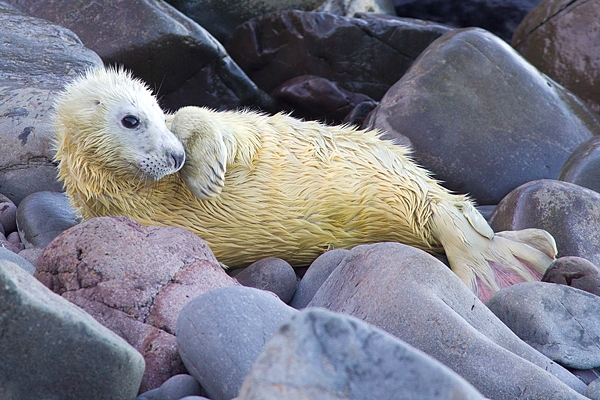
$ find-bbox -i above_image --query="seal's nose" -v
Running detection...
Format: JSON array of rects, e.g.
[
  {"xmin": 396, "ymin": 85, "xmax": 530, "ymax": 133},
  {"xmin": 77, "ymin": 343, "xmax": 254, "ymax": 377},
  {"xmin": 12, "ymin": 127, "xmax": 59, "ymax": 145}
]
[{"xmin": 170, "ymin": 151, "xmax": 185, "ymax": 170}]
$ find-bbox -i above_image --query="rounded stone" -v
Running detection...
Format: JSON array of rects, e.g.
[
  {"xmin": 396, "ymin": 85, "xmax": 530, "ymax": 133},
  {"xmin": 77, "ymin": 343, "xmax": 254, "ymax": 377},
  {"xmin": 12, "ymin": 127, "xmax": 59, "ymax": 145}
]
[
  {"xmin": 234, "ymin": 257, "xmax": 298, "ymax": 303},
  {"xmin": 176, "ymin": 286, "xmax": 297, "ymax": 400}
]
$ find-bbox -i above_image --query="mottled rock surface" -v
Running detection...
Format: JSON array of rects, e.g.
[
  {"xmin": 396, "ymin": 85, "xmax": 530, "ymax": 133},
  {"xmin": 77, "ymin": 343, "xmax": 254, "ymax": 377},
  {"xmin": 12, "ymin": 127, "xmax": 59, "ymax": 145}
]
[
  {"xmin": 0, "ymin": 5, "xmax": 101, "ymax": 203},
  {"xmin": 35, "ymin": 216, "xmax": 239, "ymax": 391},
  {"xmin": 487, "ymin": 282, "xmax": 600, "ymax": 369},
  {"xmin": 238, "ymin": 307, "xmax": 486, "ymax": 399},
  {"xmin": 543, "ymin": 256, "xmax": 600, "ymax": 297}
]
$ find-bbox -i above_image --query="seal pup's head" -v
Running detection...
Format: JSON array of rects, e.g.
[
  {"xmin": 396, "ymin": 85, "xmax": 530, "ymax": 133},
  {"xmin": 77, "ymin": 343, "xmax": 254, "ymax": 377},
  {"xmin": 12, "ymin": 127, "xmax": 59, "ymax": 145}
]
[{"xmin": 54, "ymin": 67, "xmax": 185, "ymax": 188}]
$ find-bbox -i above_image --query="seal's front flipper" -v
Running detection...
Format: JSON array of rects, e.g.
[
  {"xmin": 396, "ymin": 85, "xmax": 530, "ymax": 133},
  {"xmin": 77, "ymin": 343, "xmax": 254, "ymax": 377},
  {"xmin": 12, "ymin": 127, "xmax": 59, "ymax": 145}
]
[
  {"xmin": 430, "ymin": 202, "xmax": 557, "ymax": 302},
  {"xmin": 170, "ymin": 106, "xmax": 227, "ymax": 199}
]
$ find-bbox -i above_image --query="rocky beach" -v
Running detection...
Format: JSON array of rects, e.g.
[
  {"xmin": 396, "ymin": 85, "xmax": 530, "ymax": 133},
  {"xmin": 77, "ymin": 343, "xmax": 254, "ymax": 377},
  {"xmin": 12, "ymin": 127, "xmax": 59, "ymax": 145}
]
[{"xmin": 2, "ymin": 0, "xmax": 600, "ymax": 399}]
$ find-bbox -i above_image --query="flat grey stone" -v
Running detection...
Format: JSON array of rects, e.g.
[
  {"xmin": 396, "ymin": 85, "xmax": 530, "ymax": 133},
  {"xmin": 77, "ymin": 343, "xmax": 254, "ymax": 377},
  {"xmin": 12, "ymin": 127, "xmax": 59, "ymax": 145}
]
[
  {"xmin": 487, "ymin": 281, "xmax": 600, "ymax": 369},
  {"xmin": 237, "ymin": 307, "xmax": 486, "ymax": 400},
  {"xmin": 0, "ymin": 246, "xmax": 34, "ymax": 274},
  {"xmin": 0, "ymin": 259, "xmax": 145, "ymax": 399},
  {"xmin": 176, "ymin": 286, "xmax": 297, "ymax": 400}
]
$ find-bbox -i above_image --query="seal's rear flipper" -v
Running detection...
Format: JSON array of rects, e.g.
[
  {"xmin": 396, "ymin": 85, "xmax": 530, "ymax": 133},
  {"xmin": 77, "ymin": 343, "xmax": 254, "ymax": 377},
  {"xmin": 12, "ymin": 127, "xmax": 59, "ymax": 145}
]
[{"xmin": 431, "ymin": 202, "xmax": 557, "ymax": 302}]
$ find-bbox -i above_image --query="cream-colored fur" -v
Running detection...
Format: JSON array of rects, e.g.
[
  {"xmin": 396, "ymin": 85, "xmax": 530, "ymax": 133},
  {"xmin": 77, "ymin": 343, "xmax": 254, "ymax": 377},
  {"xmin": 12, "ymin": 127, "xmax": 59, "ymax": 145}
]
[{"xmin": 54, "ymin": 67, "xmax": 557, "ymax": 300}]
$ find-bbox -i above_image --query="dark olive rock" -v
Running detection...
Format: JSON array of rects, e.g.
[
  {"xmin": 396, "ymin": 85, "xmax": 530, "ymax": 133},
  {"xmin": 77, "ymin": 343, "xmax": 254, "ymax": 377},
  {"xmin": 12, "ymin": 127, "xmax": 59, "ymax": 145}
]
[
  {"xmin": 393, "ymin": 0, "xmax": 543, "ymax": 41},
  {"xmin": 16, "ymin": 191, "xmax": 80, "ymax": 249},
  {"xmin": 0, "ymin": 6, "xmax": 101, "ymax": 204},
  {"xmin": 229, "ymin": 11, "xmax": 452, "ymax": 100},
  {"xmin": 512, "ymin": 0, "xmax": 600, "ymax": 114},
  {"xmin": 8, "ymin": 0, "xmax": 271, "ymax": 112},
  {"xmin": 366, "ymin": 27, "xmax": 600, "ymax": 205},
  {"xmin": 164, "ymin": 0, "xmax": 322, "ymax": 46},
  {"xmin": 272, "ymin": 75, "xmax": 376, "ymax": 124},
  {"xmin": 543, "ymin": 256, "xmax": 600, "ymax": 297},
  {"xmin": 559, "ymin": 136, "xmax": 600, "ymax": 194},
  {"xmin": 489, "ymin": 179, "xmax": 600, "ymax": 266}
]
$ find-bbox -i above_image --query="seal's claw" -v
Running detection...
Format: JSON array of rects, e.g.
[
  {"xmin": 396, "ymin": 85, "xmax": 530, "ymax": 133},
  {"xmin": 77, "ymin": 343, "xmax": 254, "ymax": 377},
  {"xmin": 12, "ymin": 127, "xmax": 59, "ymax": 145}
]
[
  {"xmin": 170, "ymin": 106, "xmax": 228, "ymax": 199},
  {"xmin": 431, "ymin": 202, "xmax": 556, "ymax": 302}
]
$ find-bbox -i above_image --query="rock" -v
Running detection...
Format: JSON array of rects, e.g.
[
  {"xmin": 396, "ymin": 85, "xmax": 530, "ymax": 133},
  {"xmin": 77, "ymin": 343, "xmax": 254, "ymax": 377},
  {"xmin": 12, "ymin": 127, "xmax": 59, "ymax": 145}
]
[
  {"xmin": 0, "ymin": 5, "xmax": 101, "ymax": 204},
  {"xmin": 7, "ymin": 0, "xmax": 271, "ymax": 112},
  {"xmin": 271, "ymin": 75, "xmax": 376, "ymax": 123},
  {"xmin": 0, "ymin": 246, "xmax": 34, "ymax": 274},
  {"xmin": 559, "ymin": 136, "xmax": 600, "ymax": 194},
  {"xmin": 16, "ymin": 246, "xmax": 44, "ymax": 267},
  {"xmin": 543, "ymin": 256, "xmax": 600, "ymax": 297},
  {"xmin": 0, "ymin": 236, "xmax": 22, "ymax": 254},
  {"xmin": 587, "ymin": 378, "xmax": 600, "ymax": 400},
  {"xmin": 176, "ymin": 286, "xmax": 297, "ymax": 400},
  {"xmin": 0, "ymin": 193, "xmax": 17, "ymax": 234},
  {"xmin": 229, "ymin": 11, "xmax": 452, "ymax": 101},
  {"xmin": 489, "ymin": 179, "xmax": 600, "ymax": 267},
  {"xmin": 365, "ymin": 27, "xmax": 600, "ymax": 205},
  {"xmin": 164, "ymin": 0, "xmax": 323, "ymax": 46},
  {"xmin": 0, "ymin": 259, "xmax": 145, "ymax": 399},
  {"xmin": 512, "ymin": 0, "xmax": 600, "ymax": 114},
  {"xmin": 35, "ymin": 216, "xmax": 240, "ymax": 391},
  {"xmin": 487, "ymin": 282, "xmax": 600, "ymax": 369},
  {"xmin": 136, "ymin": 374, "xmax": 205, "ymax": 400},
  {"xmin": 317, "ymin": 0, "xmax": 396, "ymax": 16},
  {"xmin": 16, "ymin": 191, "xmax": 80, "ymax": 248},
  {"xmin": 308, "ymin": 242, "xmax": 588, "ymax": 399},
  {"xmin": 289, "ymin": 248, "xmax": 349, "ymax": 309},
  {"xmin": 238, "ymin": 307, "xmax": 486, "ymax": 400},
  {"xmin": 343, "ymin": 99, "xmax": 379, "ymax": 127},
  {"xmin": 234, "ymin": 257, "xmax": 298, "ymax": 303},
  {"xmin": 392, "ymin": 0, "xmax": 543, "ymax": 41}
]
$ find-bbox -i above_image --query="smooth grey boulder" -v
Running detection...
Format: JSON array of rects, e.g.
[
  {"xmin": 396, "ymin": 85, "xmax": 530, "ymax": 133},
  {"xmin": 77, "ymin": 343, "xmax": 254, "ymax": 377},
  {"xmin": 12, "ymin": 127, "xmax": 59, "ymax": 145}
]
[
  {"xmin": 176, "ymin": 286, "xmax": 297, "ymax": 400},
  {"xmin": 289, "ymin": 248, "xmax": 349, "ymax": 309},
  {"xmin": 308, "ymin": 242, "xmax": 588, "ymax": 399},
  {"xmin": 237, "ymin": 307, "xmax": 486, "ymax": 400},
  {"xmin": 0, "ymin": 259, "xmax": 145, "ymax": 399},
  {"xmin": 489, "ymin": 179, "xmax": 600, "ymax": 267},
  {"xmin": 543, "ymin": 256, "xmax": 600, "ymax": 297},
  {"xmin": 7, "ymin": 0, "xmax": 271, "ymax": 112},
  {"xmin": 366, "ymin": 27, "xmax": 600, "ymax": 205},
  {"xmin": 487, "ymin": 282, "xmax": 600, "ymax": 369},
  {"xmin": 16, "ymin": 191, "xmax": 80, "ymax": 248},
  {"xmin": 0, "ymin": 247, "xmax": 35, "ymax": 274},
  {"xmin": 0, "ymin": 6, "xmax": 101, "ymax": 204},
  {"xmin": 234, "ymin": 257, "xmax": 298, "ymax": 303},
  {"xmin": 559, "ymin": 136, "xmax": 600, "ymax": 194}
]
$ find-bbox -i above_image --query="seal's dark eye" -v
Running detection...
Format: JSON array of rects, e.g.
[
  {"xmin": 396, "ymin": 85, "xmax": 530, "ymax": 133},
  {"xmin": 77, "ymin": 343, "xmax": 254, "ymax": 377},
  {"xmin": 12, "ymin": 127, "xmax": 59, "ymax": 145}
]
[{"xmin": 121, "ymin": 115, "xmax": 140, "ymax": 129}]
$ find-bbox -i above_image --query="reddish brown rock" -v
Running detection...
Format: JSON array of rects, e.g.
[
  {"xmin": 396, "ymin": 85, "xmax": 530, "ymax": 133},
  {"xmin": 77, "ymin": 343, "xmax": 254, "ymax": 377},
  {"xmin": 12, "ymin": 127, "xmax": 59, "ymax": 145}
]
[
  {"xmin": 35, "ymin": 216, "xmax": 240, "ymax": 391},
  {"xmin": 512, "ymin": 0, "xmax": 600, "ymax": 114}
]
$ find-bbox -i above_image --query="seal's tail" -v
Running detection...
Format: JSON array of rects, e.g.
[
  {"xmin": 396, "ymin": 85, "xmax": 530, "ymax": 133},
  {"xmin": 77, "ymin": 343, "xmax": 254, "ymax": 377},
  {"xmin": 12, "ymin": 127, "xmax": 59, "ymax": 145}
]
[{"xmin": 430, "ymin": 201, "xmax": 557, "ymax": 301}]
